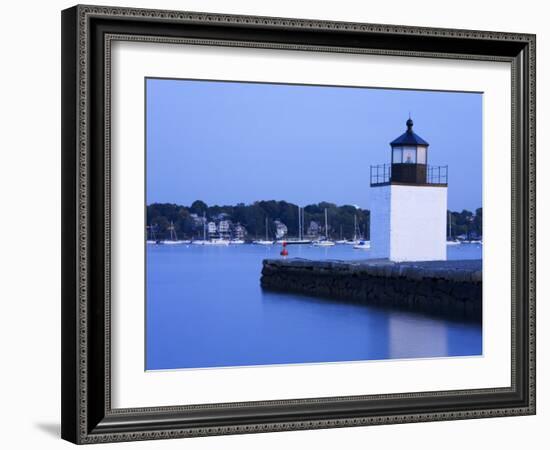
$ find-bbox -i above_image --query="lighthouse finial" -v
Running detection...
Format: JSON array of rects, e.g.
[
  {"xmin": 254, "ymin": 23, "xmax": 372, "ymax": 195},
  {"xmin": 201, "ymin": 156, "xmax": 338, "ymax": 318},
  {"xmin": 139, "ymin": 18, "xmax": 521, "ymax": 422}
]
[{"xmin": 406, "ymin": 115, "xmax": 413, "ymax": 132}]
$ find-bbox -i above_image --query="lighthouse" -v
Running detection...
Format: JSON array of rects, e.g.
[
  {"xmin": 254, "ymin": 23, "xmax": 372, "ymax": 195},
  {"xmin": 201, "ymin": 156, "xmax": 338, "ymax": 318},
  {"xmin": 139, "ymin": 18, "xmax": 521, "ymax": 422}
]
[{"xmin": 369, "ymin": 118, "xmax": 448, "ymax": 261}]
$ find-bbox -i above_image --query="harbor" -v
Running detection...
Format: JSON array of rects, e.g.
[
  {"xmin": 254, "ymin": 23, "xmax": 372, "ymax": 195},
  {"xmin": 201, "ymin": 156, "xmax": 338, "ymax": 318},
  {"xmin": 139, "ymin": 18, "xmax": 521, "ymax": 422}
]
[
  {"xmin": 145, "ymin": 112, "xmax": 484, "ymax": 370},
  {"xmin": 146, "ymin": 242, "xmax": 482, "ymax": 370}
]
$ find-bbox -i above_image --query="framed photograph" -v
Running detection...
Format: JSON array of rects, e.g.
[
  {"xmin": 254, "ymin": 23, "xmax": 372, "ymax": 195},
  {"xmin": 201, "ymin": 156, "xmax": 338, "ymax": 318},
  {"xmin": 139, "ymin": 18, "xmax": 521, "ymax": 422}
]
[{"xmin": 61, "ymin": 5, "xmax": 536, "ymax": 444}]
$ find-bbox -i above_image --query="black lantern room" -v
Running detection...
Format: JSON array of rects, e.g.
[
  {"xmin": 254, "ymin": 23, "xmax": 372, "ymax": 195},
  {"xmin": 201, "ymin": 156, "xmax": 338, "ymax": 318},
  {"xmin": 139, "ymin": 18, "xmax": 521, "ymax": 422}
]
[{"xmin": 390, "ymin": 118, "xmax": 429, "ymax": 184}]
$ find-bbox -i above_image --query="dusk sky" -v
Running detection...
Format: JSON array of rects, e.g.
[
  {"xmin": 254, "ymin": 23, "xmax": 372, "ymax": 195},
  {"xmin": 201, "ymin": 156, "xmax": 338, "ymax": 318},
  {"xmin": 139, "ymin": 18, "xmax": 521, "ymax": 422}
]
[{"xmin": 146, "ymin": 78, "xmax": 482, "ymax": 212}]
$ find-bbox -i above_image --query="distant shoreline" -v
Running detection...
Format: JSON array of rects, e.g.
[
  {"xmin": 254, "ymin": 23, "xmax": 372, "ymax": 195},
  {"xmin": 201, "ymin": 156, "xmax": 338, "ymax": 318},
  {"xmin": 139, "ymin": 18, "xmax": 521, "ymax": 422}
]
[{"xmin": 146, "ymin": 201, "xmax": 482, "ymax": 242}]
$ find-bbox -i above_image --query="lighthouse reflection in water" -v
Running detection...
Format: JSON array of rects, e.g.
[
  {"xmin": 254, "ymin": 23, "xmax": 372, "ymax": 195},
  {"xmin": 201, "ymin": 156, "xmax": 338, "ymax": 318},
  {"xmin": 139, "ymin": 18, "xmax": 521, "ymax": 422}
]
[{"xmin": 146, "ymin": 243, "xmax": 482, "ymax": 371}]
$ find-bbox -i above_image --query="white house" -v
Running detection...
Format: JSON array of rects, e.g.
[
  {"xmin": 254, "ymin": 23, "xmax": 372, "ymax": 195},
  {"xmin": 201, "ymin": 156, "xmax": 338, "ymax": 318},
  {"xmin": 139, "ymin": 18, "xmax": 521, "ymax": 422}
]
[
  {"xmin": 307, "ymin": 220, "xmax": 320, "ymax": 237},
  {"xmin": 190, "ymin": 213, "xmax": 206, "ymax": 227},
  {"xmin": 207, "ymin": 221, "xmax": 217, "ymax": 238},
  {"xmin": 274, "ymin": 220, "xmax": 288, "ymax": 240},
  {"xmin": 218, "ymin": 220, "xmax": 231, "ymax": 238},
  {"xmin": 233, "ymin": 223, "xmax": 247, "ymax": 240}
]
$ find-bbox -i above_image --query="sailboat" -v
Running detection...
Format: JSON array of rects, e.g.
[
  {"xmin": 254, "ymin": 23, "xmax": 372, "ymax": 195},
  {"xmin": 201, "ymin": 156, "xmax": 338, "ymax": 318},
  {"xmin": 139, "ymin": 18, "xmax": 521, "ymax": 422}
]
[
  {"xmin": 284, "ymin": 206, "xmax": 311, "ymax": 244},
  {"xmin": 192, "ymin": 213, "xmax": 208, "ymax": 245},
  {"xmin": 446, "ymin": 211, "xmax": 461, "ymax": 245},
  {"xmin": 253, "ymin": 217, "xmax": 274, "ymax": 245},
  {"xmin": 161, "ymin": 221, "xmax": 189, "ymax": 245},
  {"xmin": 345, "ymin": 214, "xmax": 362, "ymax": 245},
  {"xmin": 146, "ymin": 224, "xmax": 159, "ymax": 245},
  {"xmin": 335, "ymin": 224, "xmax": 347, "ymax": 244},
  {"xmin": 353, "ymin": 240, "xmax": 371, "ymax": 250},
  {"xmin": 204, "ymin": 238, "xmax": 230, "ymax": 246},
  {"xmin": 205, "ymin": 225, "xmax": 231, "ymax": 246},
  {"xmin": 229, "ymin": 238, "xmax": 245, "ymax": 245},
  {"xmin": 313, "ymin": 209, "xmax": 335, "ymax": 246},
  {"xmin": 335, "ymin": 214, "xmax": 369, "ymax": 249},
  {"xmin": 205, "ymin": 223, "xmax": 231, "ymax": 246}
]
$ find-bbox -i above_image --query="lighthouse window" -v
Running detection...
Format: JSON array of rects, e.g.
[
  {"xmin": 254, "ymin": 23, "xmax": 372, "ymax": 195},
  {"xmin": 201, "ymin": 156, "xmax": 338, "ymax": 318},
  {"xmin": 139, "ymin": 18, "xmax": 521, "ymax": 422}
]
[
  {"xmin": 417, "ymin": 146, "xmax": 427, "ymax": 164},
  {"xmin": 392, "ymin": 147, "xmax": 403, "ymax": 163},
  {"xmin": 402, "ymin": 147, "xmax": 416, "ymax": 164}
]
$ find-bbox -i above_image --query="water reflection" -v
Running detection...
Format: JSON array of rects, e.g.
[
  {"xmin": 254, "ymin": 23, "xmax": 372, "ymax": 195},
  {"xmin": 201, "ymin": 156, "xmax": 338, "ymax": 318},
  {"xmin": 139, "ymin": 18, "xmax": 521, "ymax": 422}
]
[
  {"xmin": 388, "ymin": 313, "xmax": 447, "ymax": 359},
  {"xmin": 146, "ymin": 243, "xmax": 482, "ymax": 370}
]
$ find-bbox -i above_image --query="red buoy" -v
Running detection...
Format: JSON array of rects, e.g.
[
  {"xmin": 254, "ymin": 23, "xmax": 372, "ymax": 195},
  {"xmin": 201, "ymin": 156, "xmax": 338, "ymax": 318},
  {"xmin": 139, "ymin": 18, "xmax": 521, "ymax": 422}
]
[{"xmin": 280, "ymin": 241, "xmax": 288, "ymax": 257}]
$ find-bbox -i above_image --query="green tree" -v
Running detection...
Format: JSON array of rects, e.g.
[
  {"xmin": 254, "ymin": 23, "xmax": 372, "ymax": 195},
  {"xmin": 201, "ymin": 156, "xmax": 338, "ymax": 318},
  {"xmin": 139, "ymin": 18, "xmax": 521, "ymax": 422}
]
[
  {"xmin": 148, "ymin": 200, "xmax": 478, "ymax": 242},
  {"xmin": 190, "ymin": 200, "xmax": 208, "ymax": 214}
]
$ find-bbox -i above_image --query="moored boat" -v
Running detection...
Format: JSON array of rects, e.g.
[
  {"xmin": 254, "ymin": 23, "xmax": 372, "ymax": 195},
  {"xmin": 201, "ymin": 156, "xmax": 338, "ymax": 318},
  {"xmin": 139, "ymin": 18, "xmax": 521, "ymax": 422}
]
[
  {"xmin": 204, "ymin": 238, "xmax": 230, "ymax": 246},
  {"xmin": 312, "ymin": 208, "xmax": 335, "ymax": 247},
  {"xmin": 312, "ymin": 240, "xmax": 335, "ymax": 247},
  {"xmin": 446, "ymin": 239, "xmax": 461, "ymax": 246},
  {"xmin": 162, "ymin": 240, "xmax": 189, "ymax": 245},
  {"xmin": 353, "ymin": 240, "xmax": 371, "ymax": 250},
  {"xmin": 344, "ymin": 215, "xmax": 363, "ymax": 246},
  {"xmin": 146, "ymin": 224, "xmax": 161, "ymax": 244},
  {"xmin": 282, "ymin": 239, "xmax": 312, "ymax": 245},
  {"xmin": 192, "ymin": 213, "xmax": 209, "ymax": 245},
  {"xmin": 159, "ymin": 221, "xmax": 188, "ymax": 245},
  {"xmin": 253, "ymin": 217, "xmax": 274, "ymax": 245}
]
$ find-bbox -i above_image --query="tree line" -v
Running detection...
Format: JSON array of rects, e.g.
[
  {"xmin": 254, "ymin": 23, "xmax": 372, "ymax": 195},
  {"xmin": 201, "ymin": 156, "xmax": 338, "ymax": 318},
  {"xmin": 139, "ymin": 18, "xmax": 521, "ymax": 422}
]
[
  {"xmin": 147, "ymin": 200, "xmax": 370, "ymax": 240},
  {"xmin": 448, "ymin": 208, "xmax": 482, "ymax": 239},
  {"xmin": 147, "ymin": 201, "xmax": 482, "ymax": 240}
]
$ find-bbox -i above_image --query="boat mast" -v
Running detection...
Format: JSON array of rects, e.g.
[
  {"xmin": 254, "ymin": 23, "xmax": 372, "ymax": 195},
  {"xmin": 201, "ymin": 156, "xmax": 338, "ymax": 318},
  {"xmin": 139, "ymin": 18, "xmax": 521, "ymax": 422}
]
[
  {"xmin": 203, "ymin": 212, "xmax": 206, "ymax": 240},
  {"xmin": 324, "ymin": 208, "xmax": 328, "ymax": 240},
  {"xmin": 298, "ymin": 206, "xmax": 301, "ymax": 240},
  {"xmin": 169, "ymin": 221, "xmax": 177, "ymax": 241},
  {"xmin": 300, "ymin": 207, "xmax": 302, "ymax": 240},
  {"xmin": 301, "ymin": 207, "xmax": 305, "ymax": 240},
  {"xmin": 265, "ymin": 217, "xmax": 268, "ymax": 241},
  {"xmin": 147, "ymin": 224, "xmax": 156, "ymax": 241}
]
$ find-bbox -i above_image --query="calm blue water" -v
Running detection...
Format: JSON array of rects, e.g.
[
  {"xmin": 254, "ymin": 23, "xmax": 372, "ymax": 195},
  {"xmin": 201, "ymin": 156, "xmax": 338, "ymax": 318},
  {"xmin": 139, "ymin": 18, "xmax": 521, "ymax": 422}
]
[{"xmin": 146, "ymin": 243, "xmax": 482, "ymax": 370}]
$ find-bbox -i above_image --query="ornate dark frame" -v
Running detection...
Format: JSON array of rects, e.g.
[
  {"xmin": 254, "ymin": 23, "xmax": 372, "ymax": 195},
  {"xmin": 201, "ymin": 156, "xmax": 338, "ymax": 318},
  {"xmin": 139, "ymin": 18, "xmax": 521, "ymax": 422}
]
[{"xmin": 61, "ymin": 4, "xmax": 536, "ymax": 444}]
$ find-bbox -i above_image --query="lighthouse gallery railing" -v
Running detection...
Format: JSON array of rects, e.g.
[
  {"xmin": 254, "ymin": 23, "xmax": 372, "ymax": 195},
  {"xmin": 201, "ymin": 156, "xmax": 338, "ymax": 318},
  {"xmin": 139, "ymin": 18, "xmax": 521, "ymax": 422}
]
[{"xmin": 370, "ymin": 164, "xmax": 448, "ymax": 186}]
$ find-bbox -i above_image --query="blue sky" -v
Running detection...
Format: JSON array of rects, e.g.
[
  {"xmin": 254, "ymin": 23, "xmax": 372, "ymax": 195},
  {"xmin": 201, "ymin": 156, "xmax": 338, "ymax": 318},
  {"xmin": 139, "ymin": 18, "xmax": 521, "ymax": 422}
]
[{"xmin": 146, "ymin": 78, "xmax": 482, "ymax": 212}]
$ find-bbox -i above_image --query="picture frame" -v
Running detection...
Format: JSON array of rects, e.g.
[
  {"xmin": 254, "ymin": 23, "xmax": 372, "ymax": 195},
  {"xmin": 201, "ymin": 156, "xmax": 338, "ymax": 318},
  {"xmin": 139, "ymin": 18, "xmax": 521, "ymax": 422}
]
[{"xmin": 61, "ymin": 4, "xmax": 536, "ymax": 444}]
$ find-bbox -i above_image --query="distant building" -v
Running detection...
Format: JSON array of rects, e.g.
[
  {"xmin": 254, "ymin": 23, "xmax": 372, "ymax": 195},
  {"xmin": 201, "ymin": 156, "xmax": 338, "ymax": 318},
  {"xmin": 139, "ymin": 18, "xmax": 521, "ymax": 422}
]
[
  {"xmin": 307, "ymin": 221, "xmax": 320, "ymax": 237},
  {"xmin": 218, "ymin": 220, "xmax": 231, "ymax": 239},
  {"xmin": 207, "ymin": 221, "xmax": 217, "ymax": 238},
  {"xmin": 190, "ymin": 213, "xmax": 206, "ymax": 227},
  {"xmin": 274, "ymin": 220, "xmax": 288, "ymax": 240},
  {"xmin": 234, "ymin": 223, "xmax": 247, "ymax": 240}
]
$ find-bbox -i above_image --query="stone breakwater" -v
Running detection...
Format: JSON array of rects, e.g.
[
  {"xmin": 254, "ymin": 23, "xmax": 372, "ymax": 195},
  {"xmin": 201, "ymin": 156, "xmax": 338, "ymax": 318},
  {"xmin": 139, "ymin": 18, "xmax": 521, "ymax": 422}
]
[{"xmin": 261, "ymin": 258, "xmax": 482, "ymax": 322}]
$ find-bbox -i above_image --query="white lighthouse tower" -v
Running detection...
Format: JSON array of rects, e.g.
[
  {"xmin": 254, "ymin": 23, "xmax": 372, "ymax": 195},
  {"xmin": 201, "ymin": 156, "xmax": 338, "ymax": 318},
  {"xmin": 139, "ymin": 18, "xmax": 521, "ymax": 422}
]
[{"xmin": 370, "ymin": 118, "xmax": 448, "ymax": 262}]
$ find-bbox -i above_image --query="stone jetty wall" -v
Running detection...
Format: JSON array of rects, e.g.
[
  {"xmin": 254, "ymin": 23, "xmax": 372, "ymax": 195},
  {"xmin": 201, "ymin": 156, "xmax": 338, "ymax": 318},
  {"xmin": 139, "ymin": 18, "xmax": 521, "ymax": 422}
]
[{"xmin": 261, "ymin": 258, "xmax": 482, "ymax": 322}]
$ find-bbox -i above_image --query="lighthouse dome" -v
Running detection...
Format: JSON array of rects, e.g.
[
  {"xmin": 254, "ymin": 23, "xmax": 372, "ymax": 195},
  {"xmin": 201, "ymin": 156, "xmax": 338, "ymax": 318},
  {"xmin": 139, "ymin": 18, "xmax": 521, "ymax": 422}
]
[{"xmin": 390, "ymin": 118, "xmax": 429, "ymax": 146}]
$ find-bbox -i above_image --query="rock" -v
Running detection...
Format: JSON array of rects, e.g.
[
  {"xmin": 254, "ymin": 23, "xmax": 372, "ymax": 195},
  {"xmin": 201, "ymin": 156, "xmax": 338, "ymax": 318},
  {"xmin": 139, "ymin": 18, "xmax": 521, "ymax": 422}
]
[{"xmin": 261, "ymin": 258, "xmax": 482, "ymax": 322}]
